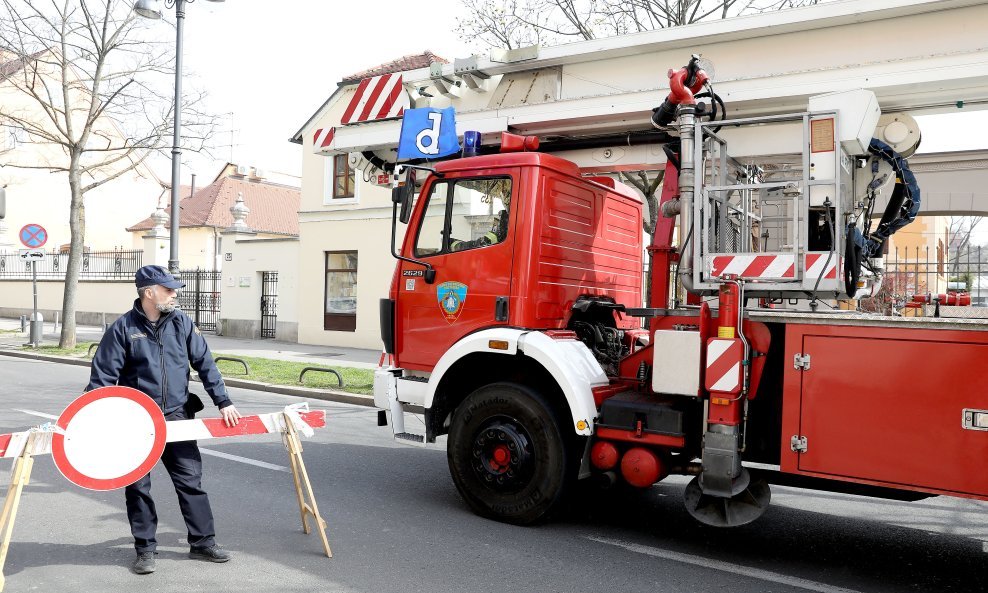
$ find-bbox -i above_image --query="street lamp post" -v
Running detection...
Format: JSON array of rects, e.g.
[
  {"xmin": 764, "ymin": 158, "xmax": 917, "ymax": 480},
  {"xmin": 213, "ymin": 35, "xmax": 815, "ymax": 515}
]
[{"xmin": 134, "ymin": 0, "xmax": 223, "ymax": 274}]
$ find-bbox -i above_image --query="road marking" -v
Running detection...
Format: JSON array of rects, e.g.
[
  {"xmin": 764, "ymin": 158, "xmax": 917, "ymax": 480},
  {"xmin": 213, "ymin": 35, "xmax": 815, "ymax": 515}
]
[
  {"xmin": 15, "ymin": 409, "xmax": 58, "ymax": 420},
  {"xmin": 16, "ymin": 408, "xmax": 290, "ymax": 473},
  {"xmin": 199, "ymin": 448, "xmax": 289, "ymax": 473},
  {"xmin": 587, "ymin": 536, "xmax": 863, "ymax": 593}
]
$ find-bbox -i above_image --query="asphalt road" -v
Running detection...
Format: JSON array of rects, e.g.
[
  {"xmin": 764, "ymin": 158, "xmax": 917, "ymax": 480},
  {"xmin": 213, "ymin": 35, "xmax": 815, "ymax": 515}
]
[{"xmin": 1, "ymin": 357, "xmax": 986, "ymax": 593}]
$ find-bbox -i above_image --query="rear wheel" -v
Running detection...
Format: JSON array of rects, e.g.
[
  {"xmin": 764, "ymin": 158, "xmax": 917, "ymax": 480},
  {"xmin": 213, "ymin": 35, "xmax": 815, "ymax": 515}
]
[{"xmin": 447, "ymin": 382, "xmax": 575, "ymax": 525}]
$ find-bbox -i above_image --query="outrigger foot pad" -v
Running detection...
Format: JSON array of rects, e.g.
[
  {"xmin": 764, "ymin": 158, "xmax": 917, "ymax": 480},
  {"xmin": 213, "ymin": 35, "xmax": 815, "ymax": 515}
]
[{"xmin": 684, "ymin": 474, "xmax": 771, "ymax": 527}]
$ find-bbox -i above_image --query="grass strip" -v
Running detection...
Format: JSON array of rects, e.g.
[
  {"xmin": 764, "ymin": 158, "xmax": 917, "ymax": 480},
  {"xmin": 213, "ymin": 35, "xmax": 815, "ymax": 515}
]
[
  {"xmin": 212, "ymin": 353, "xmax": 373, "ymax": 395},
  {"xmin": 25, "ymin": 342, "xmax": 97, "ymax": 356},
  {"xmin": 16, "ymin": 344, "xmax": 374, "ymax": 396}
]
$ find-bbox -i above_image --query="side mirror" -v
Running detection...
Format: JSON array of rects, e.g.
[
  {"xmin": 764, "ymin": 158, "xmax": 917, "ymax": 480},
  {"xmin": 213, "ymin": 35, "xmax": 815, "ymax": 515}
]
[{"xmin": 392, "ymin": 168, "xmax": 416, "ymax": 224}]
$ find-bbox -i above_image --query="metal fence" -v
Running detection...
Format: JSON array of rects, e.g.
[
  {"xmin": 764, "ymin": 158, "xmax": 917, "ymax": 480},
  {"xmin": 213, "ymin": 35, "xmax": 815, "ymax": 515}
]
[
  {"xmin": 0, "ymin": 249, "xmax": 142, "ymax": 279},
  {"xmin": 859, "ymin": 245, "xmax": 986, "ymax": 315},
  {"xmin": 178, "ymin": 269, "xmax": 222, "ymax": 333},
  {"xmin": 640, "ymin": 245, "xmax": 988, "ymax": 316}
]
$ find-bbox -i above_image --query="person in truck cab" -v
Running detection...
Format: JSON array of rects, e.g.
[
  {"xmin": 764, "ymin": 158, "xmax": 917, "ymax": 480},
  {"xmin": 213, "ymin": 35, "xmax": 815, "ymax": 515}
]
[
  {"xmin": 449, "ymin": 209, "xmax": 508, "ymax": 252},
  {"xmin": 86, "ymin": 265, "xmax": 243, "ymax": 575}
]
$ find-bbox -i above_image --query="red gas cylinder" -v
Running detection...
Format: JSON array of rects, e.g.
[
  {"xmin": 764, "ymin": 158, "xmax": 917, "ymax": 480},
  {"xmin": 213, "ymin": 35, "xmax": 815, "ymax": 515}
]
[
  {"xmin": 620, "ymin": 447, "xmax": 666, "ymax": 488},
  {"xmin": 717, "ymin": 276, "xmax": 740, "ymax": 338},
  {"xmin": 590, "ymin": 441, "xmax": 620, "ymax": 471}
]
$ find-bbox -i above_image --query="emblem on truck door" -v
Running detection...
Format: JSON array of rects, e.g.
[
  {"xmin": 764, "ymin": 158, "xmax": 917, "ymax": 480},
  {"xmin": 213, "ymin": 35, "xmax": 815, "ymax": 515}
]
[{"xmin": 437, "ymin": 281, "xmax": 468, "ymax": 324}]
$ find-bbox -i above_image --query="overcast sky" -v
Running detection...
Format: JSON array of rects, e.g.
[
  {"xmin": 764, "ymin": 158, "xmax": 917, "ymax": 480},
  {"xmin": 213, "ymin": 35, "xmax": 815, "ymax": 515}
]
[
  {"xmin": 164, "ymin": 0, "xmax": 474, "ymax": 182},
  {"xmin": 154, "ymin": 0, "xmax": 984, "ymax": 185}
]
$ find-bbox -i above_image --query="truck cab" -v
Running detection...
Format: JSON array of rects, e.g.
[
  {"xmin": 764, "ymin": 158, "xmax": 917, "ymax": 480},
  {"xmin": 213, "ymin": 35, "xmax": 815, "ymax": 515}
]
[{"xmin": 386, "ymin": 149, "xmax": 644, "ymax": 372}]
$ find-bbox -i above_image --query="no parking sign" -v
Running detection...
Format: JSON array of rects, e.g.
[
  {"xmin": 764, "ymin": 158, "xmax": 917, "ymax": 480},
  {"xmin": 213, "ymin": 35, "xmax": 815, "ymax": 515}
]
[{"xmin": 18, "ymin": 223, "xmax": 47, "ymax": 249}]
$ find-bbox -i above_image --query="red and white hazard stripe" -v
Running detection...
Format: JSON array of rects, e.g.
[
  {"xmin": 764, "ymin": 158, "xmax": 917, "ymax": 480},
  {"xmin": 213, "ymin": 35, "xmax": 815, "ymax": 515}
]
[
  {"xmin": 312, "ymin": 127, "xmax": 335, "ymax": 151},
  {"xmin": 340, "ymin": 73, "xmax": 408, "ymax": 125},
  {"xmin": 709, "ymin": 254, "xmax": 796, "ymax": 279},
  {"xmin": 0, "ymin": 409, "xmax": 326, "ymax": 459},
  {"xmin": 705, "ymin": 338, "xmax": 743, "ymax": 394},
  {"xmin": 805, "ymin": 253, "xmax": 839, "ymax": 280},
  {"xmin": 0, "ymin": 429, "xmax": 52, "ymax": 459},
  {"xmin": 165, "ymin": 410, "xmax": 325, "ymax": 442}
]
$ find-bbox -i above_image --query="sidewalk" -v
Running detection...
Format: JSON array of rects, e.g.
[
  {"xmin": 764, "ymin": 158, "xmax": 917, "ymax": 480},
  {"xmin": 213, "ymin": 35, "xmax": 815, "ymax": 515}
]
[
  {"xmin": 0, "ymin": 316, "xmax": 385, "ymax": 407},
  {"xmin": 0, "ymin": 316, "xmax": 382, "ymax": 369}
]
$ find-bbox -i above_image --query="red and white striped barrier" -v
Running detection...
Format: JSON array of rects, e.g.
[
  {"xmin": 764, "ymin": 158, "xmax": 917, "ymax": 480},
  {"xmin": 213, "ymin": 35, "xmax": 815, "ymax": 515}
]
[
  {"xmin": 166, "ymin": 409, "xmax": 325, "ymax": 442},
  {"xmin": 0, "ymin": 409, "xmax": 325, "ymax": 460},
  {"xmin": 340, "ymin": 73, "xmax": 408, "ymax": 125},
  {"xmin": 1, "ymin": 387, "xmax": 327, "ymax": 491}
]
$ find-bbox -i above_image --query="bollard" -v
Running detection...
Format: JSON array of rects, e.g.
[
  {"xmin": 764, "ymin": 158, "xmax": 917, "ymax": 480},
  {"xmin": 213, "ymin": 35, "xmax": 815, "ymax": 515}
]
[
  {"xmin": 29, "ymin": 312, "xmax": 43, "ymax": 347},
  {"xmin": 53, "ymin": 311, "xmax": 59, "ymax": 333},
  {"xmin": 20, "ymin": 315, "xmax": 27, "ymax": 332}
]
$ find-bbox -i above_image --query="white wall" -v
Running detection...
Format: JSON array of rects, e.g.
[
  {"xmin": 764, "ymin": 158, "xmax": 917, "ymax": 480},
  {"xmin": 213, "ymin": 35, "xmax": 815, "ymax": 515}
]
[
  {"xmin": 219, "ymin": 235, "xmax": 299, "ymax": 340},
  {"xmin": 0, "ymin": 279, "xmax": 136, "ymax": 324}
]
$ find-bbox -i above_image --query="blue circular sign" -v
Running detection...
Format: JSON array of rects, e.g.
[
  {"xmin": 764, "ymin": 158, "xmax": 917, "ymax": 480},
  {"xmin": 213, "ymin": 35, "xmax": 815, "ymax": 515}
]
[{"xmin": 19, "ymin": 224, "xmax": 48, "ymax": 248}]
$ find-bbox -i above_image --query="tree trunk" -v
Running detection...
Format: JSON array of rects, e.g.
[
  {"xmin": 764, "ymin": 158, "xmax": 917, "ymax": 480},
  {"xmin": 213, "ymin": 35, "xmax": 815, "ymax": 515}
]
[{"xmin": 59, "ymin": 165, "xmax": 85, "ymax": 349}]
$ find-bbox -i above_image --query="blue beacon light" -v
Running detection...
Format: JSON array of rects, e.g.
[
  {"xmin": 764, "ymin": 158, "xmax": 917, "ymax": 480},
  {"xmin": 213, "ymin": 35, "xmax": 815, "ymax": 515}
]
[{"xmin": 463, "ymin": 131, "xmax": 482, "ymax": 157}]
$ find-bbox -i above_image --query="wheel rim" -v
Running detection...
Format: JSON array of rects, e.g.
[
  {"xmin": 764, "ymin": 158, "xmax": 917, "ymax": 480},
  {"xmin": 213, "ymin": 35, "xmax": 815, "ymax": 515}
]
[{"xmin": 470, "ymin": 416, "xmax": 534, "ymax": 493}]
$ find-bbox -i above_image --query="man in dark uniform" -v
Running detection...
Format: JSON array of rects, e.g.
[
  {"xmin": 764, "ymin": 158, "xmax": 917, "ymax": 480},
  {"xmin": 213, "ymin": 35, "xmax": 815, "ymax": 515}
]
[{"xmin": 87, "ymin": 265, "xmax": 243, "ymax": 575}]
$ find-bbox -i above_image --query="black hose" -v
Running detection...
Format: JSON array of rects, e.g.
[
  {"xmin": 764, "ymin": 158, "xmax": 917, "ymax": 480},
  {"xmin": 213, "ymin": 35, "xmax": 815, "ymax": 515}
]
[
  {"xmin": 694, "ymin": 91, "xmax": 726, "ymax": 133},
  {"xmin": 844, "ymin": 225, "xmax": 862, "ymax": 299},
  {"xmin": 811, "ymin": 202, "xmax": 836, "ymax": 298},
  {"xmin": 663, "ymin": 142, "xmax": 681, "ymax": 171}
]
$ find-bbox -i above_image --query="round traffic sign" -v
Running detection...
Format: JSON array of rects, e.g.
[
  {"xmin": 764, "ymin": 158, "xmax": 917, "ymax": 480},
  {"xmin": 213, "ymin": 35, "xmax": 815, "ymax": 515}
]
[
  {"xmin": 52, "ymin": 386, "xmax": 166, "ymax": 491},
  {"xmin": 18, "ymin": 223, "xmax": 48, "ymax": 248}
]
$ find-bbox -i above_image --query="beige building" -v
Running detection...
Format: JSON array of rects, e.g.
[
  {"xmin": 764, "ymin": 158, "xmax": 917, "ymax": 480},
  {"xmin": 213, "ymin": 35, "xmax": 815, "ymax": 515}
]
[
  {"xmin": 883, "ymin": 216, "xmax": 951, "ymax": 309},
  {"xmin": 288, "ymin": 53, "xmax": 445, "ymax": 350}
]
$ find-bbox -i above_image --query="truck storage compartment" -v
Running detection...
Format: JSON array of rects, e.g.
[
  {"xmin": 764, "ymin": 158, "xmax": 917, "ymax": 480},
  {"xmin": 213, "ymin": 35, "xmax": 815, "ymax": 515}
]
[{"xmin": 787, "ymin": 325, "xmax": 988, "ymax": 497}]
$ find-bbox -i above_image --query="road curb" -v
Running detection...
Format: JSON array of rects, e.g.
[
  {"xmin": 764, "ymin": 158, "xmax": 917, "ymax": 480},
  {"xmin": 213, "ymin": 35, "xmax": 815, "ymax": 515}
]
[{"xmin": 0, "ymin": 348, "xmax": 376, "ymax": 408}]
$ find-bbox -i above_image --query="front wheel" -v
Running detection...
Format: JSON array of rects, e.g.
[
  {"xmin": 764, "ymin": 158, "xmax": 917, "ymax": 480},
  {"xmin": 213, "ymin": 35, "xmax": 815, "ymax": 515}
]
[{"xmin": 447, "ymin": 382, "xmax": 576, "ymax": 525}]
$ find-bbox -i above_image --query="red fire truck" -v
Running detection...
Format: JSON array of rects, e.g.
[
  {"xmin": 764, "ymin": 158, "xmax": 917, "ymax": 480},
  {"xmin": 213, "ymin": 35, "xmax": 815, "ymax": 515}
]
[{"xmin": 373, "ymin": 56, "xmax": 988, "ymax": 528}]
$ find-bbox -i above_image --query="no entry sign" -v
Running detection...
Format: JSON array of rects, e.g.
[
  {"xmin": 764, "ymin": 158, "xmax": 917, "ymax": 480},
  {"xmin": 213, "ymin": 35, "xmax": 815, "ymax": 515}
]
[
  {"xmin": 18, "ymin": 223, "xmax": 48, "ymax": 249},
  {"xmin": 51, "ymin": 386, "xmax": 167, "ymax": 491}
]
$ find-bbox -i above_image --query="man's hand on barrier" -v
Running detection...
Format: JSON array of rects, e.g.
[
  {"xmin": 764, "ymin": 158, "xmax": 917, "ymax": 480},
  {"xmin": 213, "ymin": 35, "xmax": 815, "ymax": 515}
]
[{"xmin": 221, "ymin": 405, "xmax": 243, "ymax": 427}]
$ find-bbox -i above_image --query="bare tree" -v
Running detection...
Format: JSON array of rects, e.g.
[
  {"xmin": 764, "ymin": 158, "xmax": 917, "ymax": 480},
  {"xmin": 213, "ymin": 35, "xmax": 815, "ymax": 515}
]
[
  {"xmin": 620, "ymin": 170, "xmax": 664, "ymax": 237},
  {"xmin": 0, "ymin": 0, "xmax": 215, "ymax": 347},
  {"xmin": 458, "ymin": 0, "xmax": 824, "ymax": 49},
  {"xmin": 948, "ymin": 216, "xmax": 984, "ymax": 272}
]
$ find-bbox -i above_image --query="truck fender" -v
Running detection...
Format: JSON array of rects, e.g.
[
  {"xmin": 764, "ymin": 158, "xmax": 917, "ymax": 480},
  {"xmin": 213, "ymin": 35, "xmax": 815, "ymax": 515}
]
[{"xmin": 424, "ymin": 328, "xmax": 606, "ymax": 436}]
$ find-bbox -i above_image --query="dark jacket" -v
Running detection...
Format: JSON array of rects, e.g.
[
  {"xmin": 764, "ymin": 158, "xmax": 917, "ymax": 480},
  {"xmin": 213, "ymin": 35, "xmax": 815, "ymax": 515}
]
[{"xmin": 86, "ymin": 299, "xmax": 231, "ymax": 415}]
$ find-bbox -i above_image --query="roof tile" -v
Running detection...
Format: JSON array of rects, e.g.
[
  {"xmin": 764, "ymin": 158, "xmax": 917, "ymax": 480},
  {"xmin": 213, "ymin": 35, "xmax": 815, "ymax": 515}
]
[
  {"xmin": 128, "ymin": 176, "xmax": 300, "ymax": 235},
  {"xmin": 342, "ymin": 50, "xmax": 447, "ymax": 82}
]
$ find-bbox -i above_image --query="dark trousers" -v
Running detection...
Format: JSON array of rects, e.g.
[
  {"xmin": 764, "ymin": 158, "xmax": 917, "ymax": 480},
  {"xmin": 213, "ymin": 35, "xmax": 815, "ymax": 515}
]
[{"xmin": 125, "ymin": 409, "xmax": 216, "ymax": 552}]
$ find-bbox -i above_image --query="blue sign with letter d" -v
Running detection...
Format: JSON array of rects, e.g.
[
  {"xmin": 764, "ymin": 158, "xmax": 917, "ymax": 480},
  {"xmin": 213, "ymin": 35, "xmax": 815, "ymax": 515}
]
[{"xmin": 397, "ymin": 107, "xmax": 460, "ymax": 160}]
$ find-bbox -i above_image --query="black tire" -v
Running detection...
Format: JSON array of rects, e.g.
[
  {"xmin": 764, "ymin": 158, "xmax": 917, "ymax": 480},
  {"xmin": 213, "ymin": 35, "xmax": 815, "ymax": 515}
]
[{"xmin": 447, "ymin": 382, "xmax": 577, "ymax": 525}]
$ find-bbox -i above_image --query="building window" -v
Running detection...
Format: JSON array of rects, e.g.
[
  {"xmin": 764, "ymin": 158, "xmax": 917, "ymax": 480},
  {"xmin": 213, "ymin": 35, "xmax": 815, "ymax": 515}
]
[
  {"xmin": 333, "ymin": 154, "xmax": 354, "ymax": 199},
  {"xmin": 324, "ymin": 251, "xmax": 357, "ymax": 331}
]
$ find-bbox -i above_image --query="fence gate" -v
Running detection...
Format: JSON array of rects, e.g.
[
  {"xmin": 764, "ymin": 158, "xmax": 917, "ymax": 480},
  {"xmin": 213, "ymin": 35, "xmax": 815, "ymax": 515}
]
[
  {"xmin": 261, "ymin": 271, "xmax": 278, "ymax": 338},
  {"xmin": 178, "ymin": 269, "xmax": 221, "ymax": 333}
]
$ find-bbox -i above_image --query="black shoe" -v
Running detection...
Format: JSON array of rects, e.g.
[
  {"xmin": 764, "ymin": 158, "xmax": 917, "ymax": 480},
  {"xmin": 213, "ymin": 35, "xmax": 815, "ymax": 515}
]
[
  {"xmin": 132, "ymin": 551, "xmax": 156, "ymax": 574},
  {"xmin": 189, "ymin": 545, "xmax": 231, "ymax": 563}
]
